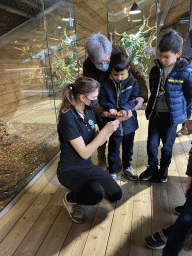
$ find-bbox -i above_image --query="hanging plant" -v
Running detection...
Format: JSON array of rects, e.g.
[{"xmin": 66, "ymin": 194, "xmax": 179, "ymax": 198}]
[{"xmin": 111, "ymin": 3, "xmax": 157, "ymax": 78}]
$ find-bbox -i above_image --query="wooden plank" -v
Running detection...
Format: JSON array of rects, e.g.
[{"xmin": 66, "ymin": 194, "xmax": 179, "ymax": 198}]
[
  {"xmin": 35, "ymin": 207, "xmax": 72, "ymax": 256},
  {"xmin": 74, "ymin": 1, "xmax": 106, "ymax": 25},
  {"xmin": 105, "ymin": 180, "xmax": 135, "ymax": 256},
  {"xmin": 0, "ymin": 158, "xmax": 59, "ymax": 242},
  {"xmin": 13, "ymin": 185, "xmax": 65, "ymax": 256},
  {"xmin": 0, "ymin": 81, "xmax": 46, "ymax": 93},
  {"xmin": 58, "ymin": 206, "xmax": 99, "ymax": 256},
  {"xmin": 0, "ymin": 174, "xmax": 60, "ymax": 256},
  {"xmin": 81, "ymin": 203, "xmax": 115, "ymax": 256},
  {"xmin": 75, "ymin": 12, "xmax": 106, "ymax": 35},
  {"xmin": 0, "ymin": 94, "xmax": 49, "ymax": 118},
  {"xmin": 82, "ymin": 0, "xmax": 107, "ymax": 21}
]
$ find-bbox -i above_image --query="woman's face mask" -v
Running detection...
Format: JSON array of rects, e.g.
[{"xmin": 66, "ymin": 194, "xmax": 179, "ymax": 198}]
[
  {"xmin": 95, "ymin": 60, "xmax": 110, "ymax": 72},
  {"xmin": 85, "ymin": 97, "xmax": 98, "ymax": 108},
  {"xmin": 84, "ymin": 95, "xmax": 99, "ymax": 108}
]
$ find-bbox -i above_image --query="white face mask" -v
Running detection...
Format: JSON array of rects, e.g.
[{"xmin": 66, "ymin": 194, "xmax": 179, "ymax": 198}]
[{"xmin": 95, "ymin": 60, "xmax": 110, "ymax": 72}]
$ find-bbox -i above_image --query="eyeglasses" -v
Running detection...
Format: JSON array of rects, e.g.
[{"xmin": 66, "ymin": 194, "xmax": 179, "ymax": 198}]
[
  {"xmin": 94, "ymin": 60, "xmax": 110, "ymax": 67},
  {"xmin": 94, "ymin": 59, "xmax": 108, "ymax": 65}
]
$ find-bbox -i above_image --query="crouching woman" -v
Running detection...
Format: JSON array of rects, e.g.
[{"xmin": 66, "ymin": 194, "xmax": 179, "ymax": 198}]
[{"xmin": 57, "ymin": 77, "xmax": 123, "ymax": 223}]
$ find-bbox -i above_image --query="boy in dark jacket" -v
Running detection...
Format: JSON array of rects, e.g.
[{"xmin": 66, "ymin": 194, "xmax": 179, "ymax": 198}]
[
  {"xmin": 145, "ymin": 144, "xmax": 192, "ymax": 255},
  {"xmin": 84, "ymin": 33, "xmax": 148, "ymax": 170},
  {"xmin": 99, "ymin": 51, "xmax": 139, "ymax": 181},
  {"xmin": 140, "ymin": 30, "xmax": 192, "ymax": 183}
]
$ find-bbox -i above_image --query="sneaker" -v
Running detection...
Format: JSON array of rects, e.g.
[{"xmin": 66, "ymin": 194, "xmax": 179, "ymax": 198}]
[
  {"xmin": 63, "ymin": 192, "xmax": 86, "ymax": 224},
  {"xmin": 140, "ymin": 166, "xmax": 158, "ymax": 181},
  {"xmin": 157, "ymin": 167, "xmax": 168, "ymax": 183},
  {"xmin": 174, "ymin": 205, "xmax": 183, "ymax": 215},
  {"xmin": 123, "ymin": 166, "xmax": 139, "ymax": 181},
  {"xmin": 109, "ymin": 173, "xmax": 117, "ymax": 181},
  {"xmin": 145, "ymin": 230, "xmax": 168, "ymax": 250}
]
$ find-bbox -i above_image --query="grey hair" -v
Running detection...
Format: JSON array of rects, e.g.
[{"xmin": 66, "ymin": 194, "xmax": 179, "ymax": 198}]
[{"xmin": 85, "ymin": 33, "xmax": 112, "ymax": 62}]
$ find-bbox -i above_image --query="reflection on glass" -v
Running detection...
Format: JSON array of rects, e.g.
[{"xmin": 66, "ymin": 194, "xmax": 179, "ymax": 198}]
[{"xmin": 0, "ymin": 0, "xmax": 78, "ymax": 211}]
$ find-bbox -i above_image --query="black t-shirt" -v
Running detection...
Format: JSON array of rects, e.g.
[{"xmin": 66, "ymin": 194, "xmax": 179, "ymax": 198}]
[{"xmin": 57, "ymin": 107, "xmax": 96, "ymax": 168}]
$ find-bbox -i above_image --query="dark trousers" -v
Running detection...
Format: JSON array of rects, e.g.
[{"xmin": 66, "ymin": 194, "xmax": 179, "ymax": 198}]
[
  {"xmin": 57, "ymin": 162, "xmax": 122, "ymax": 205},
  {"xmin": 147, "ymin": 112, "xmax": 177, "ymax": 169},
  {"xmin": 162, "ymin": 187, "xmax": 192, "ymax": 255},
  {"xmin": 108, "ymin": 132, "xmax": 135, "ymax": 174}
]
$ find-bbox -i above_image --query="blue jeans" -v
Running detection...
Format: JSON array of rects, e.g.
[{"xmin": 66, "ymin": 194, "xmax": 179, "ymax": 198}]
[
  {"xmin": 108, "ymin": 132, "xmax": 135, "ymax": 173},
  {"xmin": 162, "ymin": 187, "xmax": 192, "ymax": 255},
  {"xmin": 147, "ymin": 112, "xmax": 177, "ymax": 169}
]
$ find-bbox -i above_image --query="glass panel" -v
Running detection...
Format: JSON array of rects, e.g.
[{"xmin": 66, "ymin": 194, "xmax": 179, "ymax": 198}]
[
  {"xmin": 0, "ymin": 0, "xmax": 78, "ymax": 211},
  {"xmin": 107, "ymin": 0, "xmax": 157, "ymax": 79}
]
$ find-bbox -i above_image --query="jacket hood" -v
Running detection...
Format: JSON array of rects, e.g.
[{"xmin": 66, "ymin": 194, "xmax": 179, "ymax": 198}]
[{"xmin": 154, "ymin": 57, "xmax": 192, "ymax": 71}]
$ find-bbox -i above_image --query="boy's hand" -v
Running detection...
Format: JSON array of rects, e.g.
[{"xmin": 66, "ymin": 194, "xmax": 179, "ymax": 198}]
[
  {"xmin": 102, "ymin": 111, "xmax": 110, "ymax": 117},
  {"xmin": 117, "ymin": 109, "xmax": 126, "ymax": 116},
  {"xmin": 109, "ymin": 109, "xmax": 117, "ymax": 115},
  {"xmin": 132, "ymin": 97, "xmax": 144, "ymax": 111},
  {"xmin": 116, "ymin": 110, "xmax": 132, "ymax": 122}
]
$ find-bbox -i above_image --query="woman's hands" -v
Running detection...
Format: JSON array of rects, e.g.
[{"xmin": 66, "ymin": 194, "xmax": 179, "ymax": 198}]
[
  {"xmin": 103, "ymin": 120, "xmax": 120, "ymax": 134},
  {"xmin": 116, "ymin": 110, "xmax": 132, "ymax": 122},
  {"xmin": 102, "ymin": 109, "xmax": 133, "ymax": 122}
]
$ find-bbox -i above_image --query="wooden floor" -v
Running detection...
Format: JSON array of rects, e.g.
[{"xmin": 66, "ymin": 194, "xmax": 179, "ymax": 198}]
[{"xmin": 0, "ymin": 111, "xmax": 192, "ymax": 256}]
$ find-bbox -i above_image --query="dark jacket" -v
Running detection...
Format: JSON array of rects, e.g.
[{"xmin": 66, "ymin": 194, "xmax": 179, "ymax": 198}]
[
  {"xmin": 83, "ymin": 44, "xmax": 148, "ymax": 102},
  {"xmin": 99, "ymin": 72, "xmax": 139, "ymax": 136},
  {"xmin": 146, "ymin": 57, "xmax": 192, "ymax": 126},
  {"xmin": 186, "ymin": 143, "xmax": 192, "ymax": 177}
]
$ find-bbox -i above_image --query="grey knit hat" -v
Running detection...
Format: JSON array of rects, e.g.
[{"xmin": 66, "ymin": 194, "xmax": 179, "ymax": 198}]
[{"xmin": 85, "ymin": 33, "xmax": 112, "ymax": 62}]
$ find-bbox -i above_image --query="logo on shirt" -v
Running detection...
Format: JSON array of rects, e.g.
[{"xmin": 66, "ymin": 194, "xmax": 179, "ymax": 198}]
[{"xmin": 88, "ymin": 119, "xmax": 95, "ymax": 129}]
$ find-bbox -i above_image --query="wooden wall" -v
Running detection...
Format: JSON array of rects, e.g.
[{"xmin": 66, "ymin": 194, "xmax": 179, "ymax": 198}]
[{"xmin": 0, "ymin": 56, "xmax": 48, "ymax": 119}]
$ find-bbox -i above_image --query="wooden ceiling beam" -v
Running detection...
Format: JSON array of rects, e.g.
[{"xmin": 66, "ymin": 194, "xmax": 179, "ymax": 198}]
[
  {"xmin": 0, "ymin": 1, "xmax": 65, "ymax": 48},
  {"xmin": 0, "ymin": 3, "xmax": 34, "ymax": 18},
  {"xmin": 158, "ymin": 0, "xmax": 174, "ymax": 32}
]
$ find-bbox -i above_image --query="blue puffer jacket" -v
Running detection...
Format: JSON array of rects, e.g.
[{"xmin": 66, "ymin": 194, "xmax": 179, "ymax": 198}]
[
  {"xmin": 146, "ymin": 57, "xmax": 192, "ymax": 126},
  {"xmin": 99, "ymin": 72, "xmax": 139, "ymax": 136}
]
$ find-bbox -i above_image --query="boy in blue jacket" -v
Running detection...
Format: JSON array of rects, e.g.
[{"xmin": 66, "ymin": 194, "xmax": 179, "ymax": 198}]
[
  {"xmin": 99, "ymin": 51, "xmax": 139, "ymax": 181},
  {"xmin": 140, "ymin": 30, "xmax": 192, "ymax": 183},
  {"xmin": 145, "ymin": 144, "xmax": 192, "ymax": 255}
]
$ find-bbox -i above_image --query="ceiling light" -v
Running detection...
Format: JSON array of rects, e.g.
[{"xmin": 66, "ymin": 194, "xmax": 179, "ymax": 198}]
[
  {"xmin": 62, "ymin": 18, "xmax": 74, "ymax": 21},
  {"xmin": 132, "ymin": 19, "xmax": 142, "ymax": 22},
  {"xmin": 180, "ymin": 17, "xmax": 189, "ymax": 23},
  {"xmin": 129, "ymin": 2, "xmax": 141, "ymax": 15}
]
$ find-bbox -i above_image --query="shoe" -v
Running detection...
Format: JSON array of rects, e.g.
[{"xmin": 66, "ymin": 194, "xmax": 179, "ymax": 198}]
[
  {"xmin": 174, "ymin": 205, "xmax": 183, "ymax": 215},
  {"xmin": 145, "ymin": 230, "xmax": 168, "ymax": 250},
  {"xmin": 123, "ymin": 166, "xmax": 139, "ymax": 181},
  {"xmin": 63, "ymin": 192, "xmax": 86, "ymax": 224},
  {"xmin": 140, "ymin": 166, "xmax": 158, "ymax": 181},
  {"xmin": 109, "ymin": 173, "xmax": 117, "ymax": 181},
  {"xmin": 156, "ymin": 167, "xmax": 168, "ymax": 183}
]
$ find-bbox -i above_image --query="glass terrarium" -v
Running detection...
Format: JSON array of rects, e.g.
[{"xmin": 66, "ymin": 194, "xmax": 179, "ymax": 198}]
[{"xmin": 0, "ymin": 0, "xmax": 79, "ymax": 211}]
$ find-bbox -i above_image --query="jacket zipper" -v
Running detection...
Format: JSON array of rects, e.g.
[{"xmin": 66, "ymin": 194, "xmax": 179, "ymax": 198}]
[
  {"xmin": 111, "ymin": 78, "xmax": 124, "ymax": 135},
  {"xmin": 148, "ymin": 67, "xmax": 163, "ymax": 120}
]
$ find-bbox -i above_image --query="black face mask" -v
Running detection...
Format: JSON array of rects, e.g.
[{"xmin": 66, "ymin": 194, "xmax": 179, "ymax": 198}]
[
  {"xmin": 89, "ymin": 98, "xmax": 99, "ymax": 108},
  {"xmin": 84, "ymin": 96, "xmax": 98, "ymax": 108}
]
